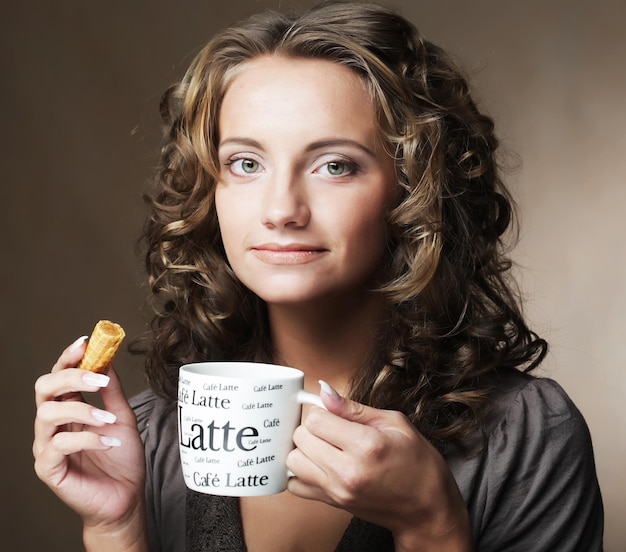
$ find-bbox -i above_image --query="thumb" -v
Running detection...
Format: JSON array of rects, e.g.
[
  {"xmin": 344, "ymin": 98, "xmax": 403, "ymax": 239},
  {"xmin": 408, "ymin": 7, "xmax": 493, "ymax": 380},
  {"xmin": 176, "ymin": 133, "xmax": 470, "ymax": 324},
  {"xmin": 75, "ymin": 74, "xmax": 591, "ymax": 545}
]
[{"xmin": 318, "ymin": 380, "xmax": 382, "ymax": 426}]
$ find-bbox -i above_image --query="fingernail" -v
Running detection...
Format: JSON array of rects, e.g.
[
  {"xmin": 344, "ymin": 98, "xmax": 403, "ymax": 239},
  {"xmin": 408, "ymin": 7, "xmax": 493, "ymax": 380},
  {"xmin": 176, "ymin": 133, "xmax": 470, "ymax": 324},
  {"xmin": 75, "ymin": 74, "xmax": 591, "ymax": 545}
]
[
  {"xmin": 91, "ymin": 408, "xmax": 117, "ymax": 424},
  {"xmin": 100, "ymin": 436, "xmax": 121, "ymax": 447},
  {"xmin": 70, "ymin": 335, "xmax": 89, "ymax": 351},
  {"xmin": 82, "ymin": 372, "xmax": 110, "ymax": 387},
  {"xmin": 319, "ymin": 380, "xmax": 342, "ymax": 402}
]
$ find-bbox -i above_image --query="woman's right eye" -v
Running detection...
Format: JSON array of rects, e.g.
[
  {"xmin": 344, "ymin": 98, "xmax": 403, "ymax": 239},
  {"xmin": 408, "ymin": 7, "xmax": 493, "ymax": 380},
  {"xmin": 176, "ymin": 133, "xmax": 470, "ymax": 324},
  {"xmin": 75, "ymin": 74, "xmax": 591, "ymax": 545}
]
[{"xmin": 226, "ymin": 157, "xmax": 261, "ymax": 175}]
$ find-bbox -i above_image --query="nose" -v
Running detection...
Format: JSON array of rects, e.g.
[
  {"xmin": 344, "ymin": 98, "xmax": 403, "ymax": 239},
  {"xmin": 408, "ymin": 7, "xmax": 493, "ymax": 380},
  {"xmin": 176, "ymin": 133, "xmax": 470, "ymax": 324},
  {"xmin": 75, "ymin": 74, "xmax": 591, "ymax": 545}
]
[{"xmin": 261, "ymin": 172, "xmax": 311, "ymax": 229}]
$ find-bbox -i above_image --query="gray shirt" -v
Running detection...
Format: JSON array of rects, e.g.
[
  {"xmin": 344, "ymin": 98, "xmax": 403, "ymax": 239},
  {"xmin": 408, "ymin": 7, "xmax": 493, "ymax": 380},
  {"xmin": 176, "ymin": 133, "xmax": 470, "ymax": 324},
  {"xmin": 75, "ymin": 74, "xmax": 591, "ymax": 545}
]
[{"xmin": 131, "ymin": 370, "xmax": 603, "ymax": 551}]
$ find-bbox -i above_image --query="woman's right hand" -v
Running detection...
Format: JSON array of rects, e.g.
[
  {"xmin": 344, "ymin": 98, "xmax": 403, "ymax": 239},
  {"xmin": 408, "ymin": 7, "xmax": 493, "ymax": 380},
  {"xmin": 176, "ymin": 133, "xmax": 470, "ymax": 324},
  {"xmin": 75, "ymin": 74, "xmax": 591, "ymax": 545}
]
[{"xmin": 33, "ymin": 336, "xmax": 148, "ymax": 550}]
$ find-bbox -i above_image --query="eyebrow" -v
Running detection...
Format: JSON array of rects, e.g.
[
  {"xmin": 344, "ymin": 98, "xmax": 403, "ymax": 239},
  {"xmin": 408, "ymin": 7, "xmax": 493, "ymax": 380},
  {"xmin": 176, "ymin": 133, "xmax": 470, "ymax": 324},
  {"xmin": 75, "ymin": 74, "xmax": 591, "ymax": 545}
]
[
  {"xmin": 305, "ymin": 139, "xmax": 377, "ymax": 158},
  {"xmin": 219, "ymin": 137, "xmax": 263, "ymax": 150},
  {"xmin": 218, "ymin": 137, "xmax": 377, "ymax": 158}
]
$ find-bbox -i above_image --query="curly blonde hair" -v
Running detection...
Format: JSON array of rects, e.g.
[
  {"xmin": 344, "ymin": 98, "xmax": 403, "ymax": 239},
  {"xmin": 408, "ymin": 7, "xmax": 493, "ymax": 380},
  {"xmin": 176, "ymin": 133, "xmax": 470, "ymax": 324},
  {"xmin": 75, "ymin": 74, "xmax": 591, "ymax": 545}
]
[{"xmin": 136, "ymin": 1, "xmax": 547, "ymax": 449}]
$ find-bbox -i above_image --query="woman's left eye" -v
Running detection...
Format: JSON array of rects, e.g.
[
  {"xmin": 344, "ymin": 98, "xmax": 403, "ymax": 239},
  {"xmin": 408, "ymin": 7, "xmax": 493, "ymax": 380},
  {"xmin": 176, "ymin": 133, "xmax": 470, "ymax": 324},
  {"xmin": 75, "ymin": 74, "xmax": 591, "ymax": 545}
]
[{"xmin": 318, "ymin": 160, "xmax": 357, "ymax": 177}]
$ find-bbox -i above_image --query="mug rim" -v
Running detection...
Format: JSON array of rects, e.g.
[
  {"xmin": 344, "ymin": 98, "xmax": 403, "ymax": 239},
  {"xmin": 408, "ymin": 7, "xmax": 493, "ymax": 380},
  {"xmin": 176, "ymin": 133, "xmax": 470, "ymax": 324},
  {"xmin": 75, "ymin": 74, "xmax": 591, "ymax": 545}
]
[{"xmin": 179, "ymin": 361, "xmax": 304, "ymax": 380}]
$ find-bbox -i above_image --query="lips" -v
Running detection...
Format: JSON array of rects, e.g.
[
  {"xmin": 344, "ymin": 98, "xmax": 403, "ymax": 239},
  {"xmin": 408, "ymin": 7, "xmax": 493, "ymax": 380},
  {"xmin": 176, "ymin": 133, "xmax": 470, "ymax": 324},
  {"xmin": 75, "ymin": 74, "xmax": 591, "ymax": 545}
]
[{"xmin": 251, "ymin": 243, "xmax": 328, "ymax": 265}]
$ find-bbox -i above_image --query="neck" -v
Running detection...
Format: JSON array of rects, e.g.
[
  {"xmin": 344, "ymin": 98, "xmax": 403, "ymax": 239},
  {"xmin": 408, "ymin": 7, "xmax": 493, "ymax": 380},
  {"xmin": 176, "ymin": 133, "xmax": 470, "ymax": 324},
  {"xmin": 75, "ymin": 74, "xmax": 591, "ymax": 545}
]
[{"xmin": 267, "ymin": 292, "xmax": 385, "ymax": 395}]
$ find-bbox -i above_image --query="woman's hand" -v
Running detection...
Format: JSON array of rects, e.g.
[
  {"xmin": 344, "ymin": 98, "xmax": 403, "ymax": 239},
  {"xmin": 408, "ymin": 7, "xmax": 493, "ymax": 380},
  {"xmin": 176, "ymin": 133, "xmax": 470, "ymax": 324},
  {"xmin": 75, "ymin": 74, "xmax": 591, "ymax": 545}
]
[
  {"xmin": 33, "ymin": 337, "xmax": 148, "ymax": 551},
  {"xmin": 287, "ymin": 382, "xmax": 472, "ymax": 551}
]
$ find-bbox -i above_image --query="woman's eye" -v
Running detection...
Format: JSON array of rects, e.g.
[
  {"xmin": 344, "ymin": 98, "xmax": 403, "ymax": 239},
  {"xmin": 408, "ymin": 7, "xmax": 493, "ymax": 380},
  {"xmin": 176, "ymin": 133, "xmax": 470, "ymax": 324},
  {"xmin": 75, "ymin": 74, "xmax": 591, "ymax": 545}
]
[
  {"xmin": 319, "ymin": 160, "xmax": 357, "ymax": 177},
  {"xmin": 240, "ymin": 159, "xmax": 259, "ymax": 173},
  {"xmin": 326, "ymin": 161, "xmax": 347, "ymax": 175},
  {"xmin": 227, "ymin": 158, "xmax": 261, "ymax": 175}
]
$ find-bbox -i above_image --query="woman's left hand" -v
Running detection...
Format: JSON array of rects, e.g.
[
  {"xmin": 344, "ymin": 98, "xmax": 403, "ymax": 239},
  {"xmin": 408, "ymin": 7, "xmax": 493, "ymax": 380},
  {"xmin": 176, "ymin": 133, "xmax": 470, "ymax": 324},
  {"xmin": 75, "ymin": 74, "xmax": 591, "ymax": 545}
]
[{"xmin": 286, "ymin": 382, "xmax": 472, "ymax": 551}]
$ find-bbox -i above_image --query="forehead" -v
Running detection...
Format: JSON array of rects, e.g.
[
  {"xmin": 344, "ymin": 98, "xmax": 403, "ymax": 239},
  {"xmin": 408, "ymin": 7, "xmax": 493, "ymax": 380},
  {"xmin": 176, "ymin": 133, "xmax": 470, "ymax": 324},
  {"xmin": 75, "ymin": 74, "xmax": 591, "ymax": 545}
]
[{"xmin": 219, "ymin": 55, "xmax": 378, "ymax": 140}]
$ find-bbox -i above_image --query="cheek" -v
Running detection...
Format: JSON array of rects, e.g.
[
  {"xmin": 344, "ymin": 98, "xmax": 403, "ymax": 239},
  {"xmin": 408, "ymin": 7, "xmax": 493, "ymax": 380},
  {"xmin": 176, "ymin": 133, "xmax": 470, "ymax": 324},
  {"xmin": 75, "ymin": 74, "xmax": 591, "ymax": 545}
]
[
  {"xmin": 350, "ymin": 196, "xmax": 389, "ymax": 242},
  {"xmin": 340, "ymin": 205, "xmax": 389, "ymax": 266}
]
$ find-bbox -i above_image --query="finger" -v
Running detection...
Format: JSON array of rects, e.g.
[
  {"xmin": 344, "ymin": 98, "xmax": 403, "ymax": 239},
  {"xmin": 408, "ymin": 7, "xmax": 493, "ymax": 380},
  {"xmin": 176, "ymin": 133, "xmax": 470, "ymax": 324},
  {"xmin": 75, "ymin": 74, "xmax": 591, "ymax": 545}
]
[
  {"xmin": 34, "ymin": 401, "xmax": 117, "ymax": 456},
  {"xmin": 34, "ymin": 430, "xmax": 121, "ymax": 485},
  {"xmin": 292, "ymin": 419, "xmax": 377, "ymax": 495},
  {"xmin": 35, "ymin": 368, "xmax": 110, "ymax": 407},
  {"xmin": 292, "ymin": 422, "xmax": 342, "ymax": 465},
  {"xmin": 287, "ymin": 470, "xmax": 330, "ymax": 503},
  {"xmin": 319, "ymin": 380, "xmax": 387, "ymax": 426},
  {"xmin": 317, "ymin": 380, "xmax": 412, "ymax": 443},
  {"xmin": 290, "ymin": 424, "xmax": 332, "ymax": 473},
  {"xmin": 286, "ymin": 445, "xmax": 331, "ymax": 502},
  {"xmin": 51, "ymin": 335, "xmax": 89, "ymax": 373},
  {"xmin": 301, "ymin": 404, "xmax": 376, "ymax": 453},
  {"xmin": 287, "ymin": 420, "xmax": 358, "ymax": 502}
]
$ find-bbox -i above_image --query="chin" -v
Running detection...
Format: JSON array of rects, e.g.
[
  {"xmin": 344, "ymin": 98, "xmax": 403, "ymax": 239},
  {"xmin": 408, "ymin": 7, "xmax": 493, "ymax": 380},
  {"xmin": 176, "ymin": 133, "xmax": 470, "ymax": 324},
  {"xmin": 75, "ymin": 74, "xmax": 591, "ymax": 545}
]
[
  {"xmin": 240, "ymin": 273, "xmax": 328, "ymax": 304},
  {"xmin": 254, "ymin": 290, "xmax": 326, "ymax": 307}
]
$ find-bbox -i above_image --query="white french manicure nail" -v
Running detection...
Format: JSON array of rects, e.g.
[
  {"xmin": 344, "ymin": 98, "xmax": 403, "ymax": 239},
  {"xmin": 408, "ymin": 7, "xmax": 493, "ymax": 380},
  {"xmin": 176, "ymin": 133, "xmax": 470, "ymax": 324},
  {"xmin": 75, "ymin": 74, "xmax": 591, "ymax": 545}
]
[
  {"xmin": 319, "ymin": 380, "xmax": 342, "ymax": 401},
  {"xmin": 92, "ymin": 409, "xmax": 117, "ymax": 424},
  {"xmin": 69, "ymin": 335, "xmax": 89, "ymax": 351},
  {"xmin": 100, "ymin": 436, "xmax": 121, "ymax": 447},
  {"xmin": 82, "ymin": 372, "xmax": 110, "ymax": 387}
]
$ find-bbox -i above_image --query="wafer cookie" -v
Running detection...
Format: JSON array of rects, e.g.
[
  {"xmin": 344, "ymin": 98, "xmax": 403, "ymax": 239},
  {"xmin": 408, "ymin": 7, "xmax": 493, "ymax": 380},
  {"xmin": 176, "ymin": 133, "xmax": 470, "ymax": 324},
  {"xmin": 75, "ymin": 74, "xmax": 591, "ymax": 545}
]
[{"xmin": 78, "ymin": 320, "xmax": 125, "ymax": 374}]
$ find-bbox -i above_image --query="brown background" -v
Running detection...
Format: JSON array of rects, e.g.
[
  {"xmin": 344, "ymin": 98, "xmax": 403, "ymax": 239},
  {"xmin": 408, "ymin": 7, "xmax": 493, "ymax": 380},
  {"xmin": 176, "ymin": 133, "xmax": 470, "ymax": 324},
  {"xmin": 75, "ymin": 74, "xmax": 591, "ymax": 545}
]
[{"xmin": 2, "ymin": 1, "xmax": 624, "ymax": 550}]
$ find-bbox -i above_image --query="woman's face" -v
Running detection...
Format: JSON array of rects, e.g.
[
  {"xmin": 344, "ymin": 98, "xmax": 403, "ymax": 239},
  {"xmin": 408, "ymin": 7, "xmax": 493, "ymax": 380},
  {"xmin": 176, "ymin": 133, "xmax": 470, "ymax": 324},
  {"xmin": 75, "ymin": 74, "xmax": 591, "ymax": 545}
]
[{"xmin": 215, "ymin": 55, "xmax": 396, "ymax": 307}]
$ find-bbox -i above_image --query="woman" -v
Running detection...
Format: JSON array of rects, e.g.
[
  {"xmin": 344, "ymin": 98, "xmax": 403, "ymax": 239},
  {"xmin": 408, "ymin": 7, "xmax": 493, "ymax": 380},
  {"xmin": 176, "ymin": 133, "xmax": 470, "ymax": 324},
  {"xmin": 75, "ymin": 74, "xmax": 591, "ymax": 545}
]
[{"xmin": 33, "ymin": 2, "xmax": 603, "ymax": 551}]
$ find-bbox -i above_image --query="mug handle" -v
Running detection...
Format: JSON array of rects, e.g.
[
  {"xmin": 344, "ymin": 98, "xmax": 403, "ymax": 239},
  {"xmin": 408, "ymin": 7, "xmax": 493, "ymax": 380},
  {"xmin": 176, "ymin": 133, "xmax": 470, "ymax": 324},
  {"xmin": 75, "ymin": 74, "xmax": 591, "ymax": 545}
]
[
  {"xmin": 287, "ymin": 390, "xmax": 326, "ymax": 478},
  {"xmin": 296, "ymin": 389, "xmax": 325, "ymax": 409}
]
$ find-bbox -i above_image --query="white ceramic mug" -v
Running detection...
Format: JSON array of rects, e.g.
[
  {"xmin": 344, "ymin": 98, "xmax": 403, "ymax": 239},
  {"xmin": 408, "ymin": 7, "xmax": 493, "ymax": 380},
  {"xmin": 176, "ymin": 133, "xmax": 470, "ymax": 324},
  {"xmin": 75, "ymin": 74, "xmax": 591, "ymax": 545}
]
[{"xmin": 177, "ymin": 361, "xmax": 323, "ymax": 496}]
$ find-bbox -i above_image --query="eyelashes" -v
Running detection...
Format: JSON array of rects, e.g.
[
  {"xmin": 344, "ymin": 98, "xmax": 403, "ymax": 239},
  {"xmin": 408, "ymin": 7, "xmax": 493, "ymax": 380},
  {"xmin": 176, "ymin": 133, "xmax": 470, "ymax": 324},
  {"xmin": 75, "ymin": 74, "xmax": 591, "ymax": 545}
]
[
  {"xmin": 224, "ymin": 157, "xmax": 261, "ymax": 175},
  {"xmin": 315, "ymin": 159, "xmax": 359, "ymax": 177}
]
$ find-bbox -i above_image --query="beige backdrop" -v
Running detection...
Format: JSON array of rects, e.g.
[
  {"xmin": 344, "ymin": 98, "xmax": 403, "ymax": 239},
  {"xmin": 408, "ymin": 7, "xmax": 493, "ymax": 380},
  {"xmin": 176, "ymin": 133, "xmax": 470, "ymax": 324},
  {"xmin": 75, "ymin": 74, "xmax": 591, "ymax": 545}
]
[{"xmin": 2, "ymin": 1, "xmax": 624, "ymax": 550}]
